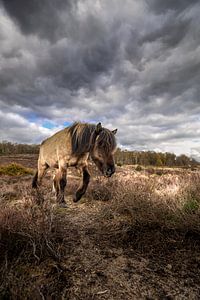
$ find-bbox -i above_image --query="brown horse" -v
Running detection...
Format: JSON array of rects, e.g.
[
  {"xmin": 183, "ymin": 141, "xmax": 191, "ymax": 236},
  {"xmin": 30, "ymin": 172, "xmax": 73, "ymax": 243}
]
[{"xmin": 32, "ymin": 122, "xmax": 117, "ymax": 206}]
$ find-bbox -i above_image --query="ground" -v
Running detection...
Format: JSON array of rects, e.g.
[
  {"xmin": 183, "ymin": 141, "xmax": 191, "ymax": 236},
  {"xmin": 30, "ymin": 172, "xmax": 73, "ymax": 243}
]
[{"xmin": 0, "ymin": 155, "xmax": 200, "ymax": 299}]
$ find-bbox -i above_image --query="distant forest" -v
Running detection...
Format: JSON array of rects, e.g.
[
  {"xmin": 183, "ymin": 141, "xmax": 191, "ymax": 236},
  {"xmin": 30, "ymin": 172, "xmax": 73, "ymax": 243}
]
[
  {"xmin": 115, "ymin": 148, "xmax": 198, "ymax": 167},
  {"xmin": 0, "ymin": 141, "xmax": 39, "ymax": 155},
  {"xmin": 0, "ymin": 141, "xmax": 198, "ymax": 167}
]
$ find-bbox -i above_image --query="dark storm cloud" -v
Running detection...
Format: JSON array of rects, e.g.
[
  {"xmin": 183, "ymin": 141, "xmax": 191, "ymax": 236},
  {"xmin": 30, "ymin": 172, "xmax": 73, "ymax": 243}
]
[
  {"xmin": 146, "ymin": 0, "xmax": 199, "ymax": 14},
  {"xmin": 140, "ymin": 17, "xmax": 191, "ymax": 48},
  {"xmin": 39, "ymin": 18, "xmax": 119, "ymax": 91},
  {"xmin": 0, "ymin": 1, "xmax": 120, "ymax": 107},
  {"xmin": 135, "ymin": 1, "xmax": 200, "ymax": 112},
  {"xmin": 0, "ymin": 0, "xmax": 75, "ymax": 41},
  {"xmin": 142, "ymin": 60, "xmax": 200, "ymax": 103}
]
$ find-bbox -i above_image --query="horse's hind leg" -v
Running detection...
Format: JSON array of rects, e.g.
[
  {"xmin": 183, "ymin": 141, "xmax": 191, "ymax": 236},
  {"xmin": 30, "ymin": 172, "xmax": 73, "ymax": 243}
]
[
  {"xmin": 32, "ymin": 163, "xmax": 48, "ymax": 189},
  {"xmin": 54, "ymin": 168, "xmax": 67, "ymax": 207},
  {"xmin": 73, "ymin": 166, "xmax": 90, "ymax": 202},
  {"xmin": 32, "ymin": 163, "xmax": 48, "ymax": 205},
  {"xmin": 37, "ymin": 163, "xmax": 49, "ymax": 187}
]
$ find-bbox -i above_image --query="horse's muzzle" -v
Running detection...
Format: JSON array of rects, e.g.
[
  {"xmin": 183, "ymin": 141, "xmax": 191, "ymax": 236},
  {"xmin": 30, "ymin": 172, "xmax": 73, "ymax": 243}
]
[{"xmin": 104, "ymin": 166, "xmax": 115, "ymax": 177}]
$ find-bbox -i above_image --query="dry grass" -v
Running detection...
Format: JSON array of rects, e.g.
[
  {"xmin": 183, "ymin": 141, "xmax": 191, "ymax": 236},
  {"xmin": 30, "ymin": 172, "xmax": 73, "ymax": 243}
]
[
  {"xmin": 0, "ymin": 197, "xmax": 80, "ymax": 299},
  {"xmin": 0, "ymin": 161, "xmax": 200, "ymax": 299},
  {"xmin": 97, "ymin": 171, "xmax": 200, "ymax": 230}
]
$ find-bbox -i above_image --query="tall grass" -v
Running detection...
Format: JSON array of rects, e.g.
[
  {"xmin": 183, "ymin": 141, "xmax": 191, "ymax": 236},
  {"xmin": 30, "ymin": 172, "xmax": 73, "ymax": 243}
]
[{"xmin": 87, "ymin": 170, "xmax": 200, "ymax": 232}]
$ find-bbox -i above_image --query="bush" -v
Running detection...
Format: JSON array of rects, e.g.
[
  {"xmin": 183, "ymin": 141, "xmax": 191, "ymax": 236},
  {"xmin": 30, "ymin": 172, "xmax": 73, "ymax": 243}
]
[
  {"xmin": 116, "ymin": 162, "xmax": 123, "ymax": 167},
  {"xmin": 155, "ymin": 169, "xmax": 163, "ymax": 176},
  {"xmin": 135, "ymin": 165, "xmax": 142, "ymax": 171},
  {"xmin": 0, "ymin": 163, "xmax": 33, "ymax": 176}
]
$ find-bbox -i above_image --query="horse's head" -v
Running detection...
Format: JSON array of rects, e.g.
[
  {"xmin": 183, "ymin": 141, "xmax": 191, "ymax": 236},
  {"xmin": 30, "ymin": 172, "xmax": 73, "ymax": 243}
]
[{"xmin": 91, "ymin": 123, "xmax": 117, "ymax": 178}]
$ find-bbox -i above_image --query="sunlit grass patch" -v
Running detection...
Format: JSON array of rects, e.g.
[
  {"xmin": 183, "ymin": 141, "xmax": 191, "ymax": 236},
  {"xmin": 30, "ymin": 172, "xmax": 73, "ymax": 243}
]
[
  {"xmin": 183, "ymin": 199, "xmax": 199, "ymax": 213},
  {"xmin": 0, "ymin": 163, "xmax": 33, "ymax": 176}
]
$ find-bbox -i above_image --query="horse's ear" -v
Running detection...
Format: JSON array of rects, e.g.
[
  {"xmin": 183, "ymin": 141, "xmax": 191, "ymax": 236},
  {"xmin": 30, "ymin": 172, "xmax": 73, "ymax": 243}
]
[
  {"xmin": 96, "ymin": 122, "xmax": 102, "ymax": 134},
  {"xmin": 112, "ymin": 129, "xmax": 117, "ymax": 135}
]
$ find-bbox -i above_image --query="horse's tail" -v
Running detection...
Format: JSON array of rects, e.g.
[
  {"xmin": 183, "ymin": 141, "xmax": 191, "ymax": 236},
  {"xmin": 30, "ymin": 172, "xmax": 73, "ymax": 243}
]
[{"xmin": 32, "ymin": 171, "xmax": 38, "ymax": 188}]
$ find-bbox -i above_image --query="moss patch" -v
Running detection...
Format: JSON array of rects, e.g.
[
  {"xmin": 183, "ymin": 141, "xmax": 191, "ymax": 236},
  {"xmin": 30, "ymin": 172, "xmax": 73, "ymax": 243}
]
[{"xmin": 0, "ymin": 163, "xmax": 33, "ymax": 176}]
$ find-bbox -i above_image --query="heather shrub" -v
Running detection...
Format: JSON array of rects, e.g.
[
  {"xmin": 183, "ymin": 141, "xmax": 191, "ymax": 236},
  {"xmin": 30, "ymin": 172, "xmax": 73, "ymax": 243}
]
[
  {"xmin": 0, "ymin": 163, "xmax": 33, "ymax": 176},
  {"xmin": 0, "ymin": 196, "xmax": 77, "ymax": 298},
  {"xmin": 96, "ymin": 171, "xmax": 200, "ymax": 231},
  {"xmin": 135, "ymin": 165, "xmax": 142, "ymax": 171},
  {"xmin": 155, "ymin": 169, "xmax": 163, "ymax": 176},
  {"xmin": 1, "ymin": 166, "xmax": 200, "ymax": 299},
  {"xmin": 0, "ymin": 204, "xmax": 62, "ymax": 264},
  {"xmin": 87, "ymin": 177, "xmax": 118, "ymax": 201}
]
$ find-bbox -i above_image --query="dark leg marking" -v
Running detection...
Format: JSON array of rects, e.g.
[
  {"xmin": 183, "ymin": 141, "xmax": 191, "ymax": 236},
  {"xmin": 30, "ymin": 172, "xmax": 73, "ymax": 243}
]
[
  {"xmin": 32, "ymin": 171, "xmax": 38, "ymax": 188},
  {"xmin": 73, "ymin": 166, "xmax": 90, "ymax": 202}
]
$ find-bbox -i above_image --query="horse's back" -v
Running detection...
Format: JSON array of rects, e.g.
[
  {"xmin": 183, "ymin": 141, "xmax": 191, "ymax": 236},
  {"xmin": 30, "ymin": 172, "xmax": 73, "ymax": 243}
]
[{"xmin": 39, "ymin": 128, "xmax": 72, "ymax": 167}]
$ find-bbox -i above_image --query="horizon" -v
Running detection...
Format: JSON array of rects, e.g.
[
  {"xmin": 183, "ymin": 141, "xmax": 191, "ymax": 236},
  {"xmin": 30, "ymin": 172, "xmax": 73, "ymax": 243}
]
[
  {"xmin": 0, "ymin": 136, "xmax": 198, "ymax": 163},
  {"xmin": 0, "ymin": 1, "xmax": 200, "ymax": 160}
]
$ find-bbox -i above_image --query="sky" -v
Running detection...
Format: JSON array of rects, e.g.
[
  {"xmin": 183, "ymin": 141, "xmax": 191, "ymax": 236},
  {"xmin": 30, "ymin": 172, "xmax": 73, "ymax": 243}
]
[{"xmin": 0, "ymin": 0, "xmax": 200, "ymax": 159}]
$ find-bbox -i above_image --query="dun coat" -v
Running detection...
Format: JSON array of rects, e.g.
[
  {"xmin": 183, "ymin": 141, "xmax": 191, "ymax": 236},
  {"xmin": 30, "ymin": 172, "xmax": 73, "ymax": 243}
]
[{"xmin": 32, "ymin": 122, "xmax": 117, "ymax": 206}]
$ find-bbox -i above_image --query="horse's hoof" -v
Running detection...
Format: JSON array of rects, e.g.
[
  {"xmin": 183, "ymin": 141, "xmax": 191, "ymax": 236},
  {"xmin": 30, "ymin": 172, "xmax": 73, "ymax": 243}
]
[
  {"xmin": 73, "ymin": 195, "xmax": 81, "ymax": 203},
  {"xmin": 58, "ymin": 202, "xmax": 67, "ymax": 208},
  {"xmin": 73, "ymin": 195, "xmax": 78, "ymax": 203}
]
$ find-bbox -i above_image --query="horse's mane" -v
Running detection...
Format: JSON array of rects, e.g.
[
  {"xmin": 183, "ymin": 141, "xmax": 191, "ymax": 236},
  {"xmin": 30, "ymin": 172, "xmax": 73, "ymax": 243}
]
[
  {"xmin": 96, "ymin": 128, "xmax": 116, "ymax": 154},
  {"xmin": 68, "ymin": 122, "xmax": 116, "ymax": 154}
]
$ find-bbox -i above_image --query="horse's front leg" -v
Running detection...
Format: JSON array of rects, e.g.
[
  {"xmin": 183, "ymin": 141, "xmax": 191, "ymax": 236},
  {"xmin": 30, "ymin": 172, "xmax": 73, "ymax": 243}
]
[
  {"xmin": 53, "ymin": 168, "xmax": 67, "ymax": 207},
  {"xmin": 73, "ymin": 166, "xmax": 90, "ymax": 202}
]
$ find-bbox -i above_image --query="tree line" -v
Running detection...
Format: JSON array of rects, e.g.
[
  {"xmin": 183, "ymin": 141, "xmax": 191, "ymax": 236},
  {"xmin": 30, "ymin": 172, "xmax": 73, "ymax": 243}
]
[
  {"xmin": 0, "ymin": 141, "xmax": 39, "ymax": 155},
  {"xmin": 115, "ymin": 148, "xmax": 198, "ymax": 167},
  {"xmin": 0, "ymin": 141, "xmax": 198, "ymax": 167}
]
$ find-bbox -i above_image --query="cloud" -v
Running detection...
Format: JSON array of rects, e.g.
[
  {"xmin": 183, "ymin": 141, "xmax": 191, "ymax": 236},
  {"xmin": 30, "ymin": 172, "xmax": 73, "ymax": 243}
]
[
  {"xmin": 0, "ymin": 0, "xmax": 200, "ymax": 156},
  {"xmin": 146, "ymin": 0, "xmax": 198, "ymax": 15},
  {"xmin": 0, "ymin": 109, "xmax": 58, "ymax": 143},
  {"xmin": 0, "ymin": 0, "xmax": 75, "ymax": 41}
]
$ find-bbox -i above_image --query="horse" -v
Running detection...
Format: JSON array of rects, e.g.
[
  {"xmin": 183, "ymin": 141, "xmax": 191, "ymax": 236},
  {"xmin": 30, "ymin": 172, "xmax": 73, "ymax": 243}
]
[{"xmin": 32, "ymin": 122, "xmax": 117, "ymax": 207}]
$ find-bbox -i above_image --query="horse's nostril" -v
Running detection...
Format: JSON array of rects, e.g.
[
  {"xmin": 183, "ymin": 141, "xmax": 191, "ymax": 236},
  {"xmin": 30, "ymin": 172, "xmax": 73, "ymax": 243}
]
[{"xmin": 106, "ymin": 167, "xmax": 114, "ymax": 176}]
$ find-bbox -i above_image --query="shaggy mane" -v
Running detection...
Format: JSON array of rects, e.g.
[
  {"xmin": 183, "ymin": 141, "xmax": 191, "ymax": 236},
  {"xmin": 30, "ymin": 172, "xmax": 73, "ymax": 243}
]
[{"xmin": 68, "ymin": 122, "xmax": 116, "ymax": 154}]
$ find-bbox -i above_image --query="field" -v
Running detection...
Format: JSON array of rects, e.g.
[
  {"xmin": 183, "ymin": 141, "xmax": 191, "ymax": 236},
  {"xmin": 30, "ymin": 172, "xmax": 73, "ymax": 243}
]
[{"xmin": 0, "ymin": 155, "xmax": 200, "ymax": 299}]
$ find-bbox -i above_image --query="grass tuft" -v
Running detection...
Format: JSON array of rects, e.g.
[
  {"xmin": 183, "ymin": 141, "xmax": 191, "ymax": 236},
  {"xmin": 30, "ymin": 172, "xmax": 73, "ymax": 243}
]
[
  {"xmin": 183, "ymin": 199, "xmax": 199, "ymax": 213},
  {"xmin": 0, "ymin": 163, "xmax": 33, "ymax": 176}
]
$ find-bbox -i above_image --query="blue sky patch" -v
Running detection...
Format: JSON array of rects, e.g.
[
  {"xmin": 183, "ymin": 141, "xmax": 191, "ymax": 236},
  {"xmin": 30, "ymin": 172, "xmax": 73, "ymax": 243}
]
[
  {"xmin": 63, "ymin": 121, "xmax": 71, "ymax": 127},
  {"xmin": 42, "ymin": 120, "xmax": 57, "ymax": 129}
]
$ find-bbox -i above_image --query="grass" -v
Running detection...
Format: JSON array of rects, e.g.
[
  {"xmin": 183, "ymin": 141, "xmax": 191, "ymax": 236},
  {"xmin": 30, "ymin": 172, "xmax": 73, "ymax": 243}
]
[
  {"xmin": 183, "ymin": 199, "xmax": 199, "ymax": 213},
  {"xmin": 0, "ymin": 165, "xmax": 200, "ymax": 298},
  {"xmin": 0, "ymin": 201, "xmax": 76, "ymax": 298},
  {"xmin": 0, "ymin": 163, "xmax": 34, "ymax": 176}
]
